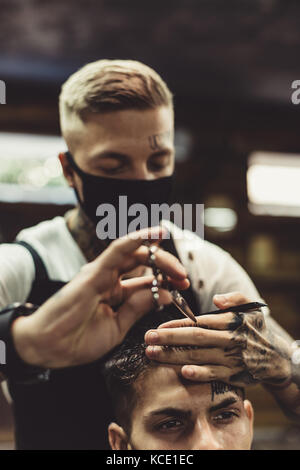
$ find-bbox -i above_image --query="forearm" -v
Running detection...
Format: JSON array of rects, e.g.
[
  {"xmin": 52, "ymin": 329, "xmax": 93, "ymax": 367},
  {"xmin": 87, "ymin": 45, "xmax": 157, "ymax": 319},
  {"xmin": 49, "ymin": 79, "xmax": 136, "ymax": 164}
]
[
  {"xmin": 0, "ymin": 303, "xmax": 50, "ymax": 384},
  {"xmin": 265, "ymin": 379, "xmax": 300, "ymax": 423},
  {"xmin": 0, "ymin": 302, "xmax": 62, "ymax": 373},
  {"xmin": 11, "ymin": 314, "xmax": 42, "ymax": 367},
  {"xmin": 264, "ymin": 316, "xmax": 300, "ymax": 422}
]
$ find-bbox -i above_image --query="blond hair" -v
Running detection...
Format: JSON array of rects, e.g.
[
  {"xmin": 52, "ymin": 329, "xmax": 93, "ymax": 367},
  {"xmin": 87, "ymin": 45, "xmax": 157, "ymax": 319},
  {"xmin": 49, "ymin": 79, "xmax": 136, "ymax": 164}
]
[{"xmin": 59, "ymin": 59, "xmax": 173, "ymax": 132}]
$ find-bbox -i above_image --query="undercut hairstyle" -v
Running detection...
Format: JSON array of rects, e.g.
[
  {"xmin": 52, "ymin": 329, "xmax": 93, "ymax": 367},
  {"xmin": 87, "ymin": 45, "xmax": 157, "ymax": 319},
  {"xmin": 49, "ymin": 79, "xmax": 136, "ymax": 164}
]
[
  {"xmin": 59, "ymin": 59, "xmax": 173, "ymax": 136},
  {"xmin": 102, "ymin": 304, "xmax": 245, "ymax": 434}
]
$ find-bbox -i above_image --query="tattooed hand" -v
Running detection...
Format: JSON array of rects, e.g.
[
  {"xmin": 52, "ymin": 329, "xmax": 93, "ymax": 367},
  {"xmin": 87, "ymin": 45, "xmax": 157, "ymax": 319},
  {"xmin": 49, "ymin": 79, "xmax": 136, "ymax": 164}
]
[{"xmin": 145, "ymin": 292, "xmax": 292, "ymax": 388}]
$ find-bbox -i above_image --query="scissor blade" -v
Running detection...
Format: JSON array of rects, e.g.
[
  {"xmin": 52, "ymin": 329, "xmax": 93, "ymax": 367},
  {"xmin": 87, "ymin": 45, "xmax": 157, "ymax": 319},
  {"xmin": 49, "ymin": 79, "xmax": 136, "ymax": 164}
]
[{"xmin": 171, "ymin": 291, "xmax": 197, "ymax": 323}]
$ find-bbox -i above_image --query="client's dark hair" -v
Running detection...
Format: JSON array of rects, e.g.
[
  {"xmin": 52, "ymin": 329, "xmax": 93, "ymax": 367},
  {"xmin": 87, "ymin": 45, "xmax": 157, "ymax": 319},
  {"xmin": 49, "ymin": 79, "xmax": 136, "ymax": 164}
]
[{"xmin": 102, "ymin": 304, "xmax": 244, "ymax": 434}]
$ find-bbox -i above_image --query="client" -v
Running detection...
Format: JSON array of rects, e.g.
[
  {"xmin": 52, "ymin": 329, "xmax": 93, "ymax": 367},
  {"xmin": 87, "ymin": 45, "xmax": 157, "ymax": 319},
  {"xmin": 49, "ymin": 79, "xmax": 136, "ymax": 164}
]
[{"xmin": 103, "ymin": 305, "xmax": 254, "ymax": 450}]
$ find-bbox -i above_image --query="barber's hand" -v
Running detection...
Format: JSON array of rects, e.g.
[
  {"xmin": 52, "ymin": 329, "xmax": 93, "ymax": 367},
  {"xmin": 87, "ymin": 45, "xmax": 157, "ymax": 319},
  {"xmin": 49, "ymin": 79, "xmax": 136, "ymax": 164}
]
[
  {"xmin": 145, "ymin": 292, "xmax": 292, "ymax": 388},
  {"xmin": 12, "ymin": 227, "xmax": 189, "ymax": 368}
]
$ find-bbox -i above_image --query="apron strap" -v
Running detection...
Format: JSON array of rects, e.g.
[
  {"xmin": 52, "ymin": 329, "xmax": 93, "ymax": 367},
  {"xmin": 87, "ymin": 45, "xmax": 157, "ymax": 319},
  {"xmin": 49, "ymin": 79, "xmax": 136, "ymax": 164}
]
[
  {"xmin": 12, "ymin": 241, "xmax": 66, "ymax": 305},
  {"xmin": 13, "ymin": 240, "xmax": 49, "ymax": 282}
]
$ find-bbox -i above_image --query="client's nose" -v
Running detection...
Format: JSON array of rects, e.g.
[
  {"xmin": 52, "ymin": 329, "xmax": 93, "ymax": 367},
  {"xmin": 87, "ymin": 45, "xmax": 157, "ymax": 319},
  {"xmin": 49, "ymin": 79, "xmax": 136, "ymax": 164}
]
[{"xmin": 192, "ymin": 419, "xmax": 223, "ymax": 450}]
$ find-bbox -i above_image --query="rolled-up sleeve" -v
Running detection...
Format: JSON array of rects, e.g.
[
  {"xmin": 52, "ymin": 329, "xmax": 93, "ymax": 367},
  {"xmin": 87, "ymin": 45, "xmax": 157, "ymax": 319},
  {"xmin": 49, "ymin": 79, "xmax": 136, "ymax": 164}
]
[{"xmin": 0, "ymin": 244, "xmax": 35, "ymax": 309}]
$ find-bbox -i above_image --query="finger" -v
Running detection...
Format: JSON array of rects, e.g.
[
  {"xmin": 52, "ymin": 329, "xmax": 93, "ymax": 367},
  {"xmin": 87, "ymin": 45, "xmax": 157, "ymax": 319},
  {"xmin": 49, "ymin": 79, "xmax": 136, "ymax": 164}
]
[
  {"xmin": 99, "ymin": 226, "xmax": 166, "ymax": 270},
  {"xmin": 180, "ymin": 364, "xmax": 242, "ymax": 382},
  {"xmin": 168, "ymin": 278, "xmax": 190, "ymax": 290},
  {"xmin": 158, "ymin": 317, "xmax": 195, "ymax": 329},
  {"xmin": 120, "ymin": 276, "xmax": 190, "ymax": 300},
  {"xmin": 145, "ymin": 326, "xmax": 232, "ymax": 347},
  {"xmin": 118, "ymin": 245, "xmax": 188, "ymax": 280},
  {"xmin": 120, "ymin": 276, "xmax": 157, "ymax": 301},
  {"xmin": 213, "ymin": 292, "xmax": 250, "ymax": 309},
  {"xmin": 145, "ymin": 345, "xmax": 242, "ymax": 368},
  {"xmin": 104, "ymin": 276, "xmax": 156, "ymax": 307},
  {"xmin": 110, "ymin": 276, "xmax": 190, "ymax": 308},
  {"xmin": 157, "ymin": 312, "xmax": 241, "ymax": 331},
  {"xmin": 115, "ymin": 287, "xmax": 173, "ymax": 335}
]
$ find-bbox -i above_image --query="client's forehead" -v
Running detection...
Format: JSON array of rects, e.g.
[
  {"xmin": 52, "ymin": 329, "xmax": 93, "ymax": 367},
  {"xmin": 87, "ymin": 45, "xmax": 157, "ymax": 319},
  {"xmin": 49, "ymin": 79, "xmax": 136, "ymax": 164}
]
[{"xmin": 133, "ymin": 365, "xmax": 242, "ymax": 418}]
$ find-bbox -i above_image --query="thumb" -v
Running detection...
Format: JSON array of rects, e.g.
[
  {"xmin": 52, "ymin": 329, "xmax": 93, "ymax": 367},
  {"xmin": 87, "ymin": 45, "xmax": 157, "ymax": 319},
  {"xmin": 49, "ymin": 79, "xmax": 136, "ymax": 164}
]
[
  {"xmin": 116, "ymin": 288, "xmax": 172, "ymax": 338},
  {"xmin": 213, "ymin": 292, "xmax": 250, "ymax": 309}
]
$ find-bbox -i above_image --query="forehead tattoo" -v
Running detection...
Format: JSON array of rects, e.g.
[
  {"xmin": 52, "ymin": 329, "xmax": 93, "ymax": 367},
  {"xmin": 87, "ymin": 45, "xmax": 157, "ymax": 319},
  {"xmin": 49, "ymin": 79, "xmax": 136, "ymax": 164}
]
[
  {"xmin": 210, "ymin": 381, "xmax": 240, "ymax": 401},
  {"xmin": 148, "ymin": 130, "xmax": 172, "ymax": 151}
]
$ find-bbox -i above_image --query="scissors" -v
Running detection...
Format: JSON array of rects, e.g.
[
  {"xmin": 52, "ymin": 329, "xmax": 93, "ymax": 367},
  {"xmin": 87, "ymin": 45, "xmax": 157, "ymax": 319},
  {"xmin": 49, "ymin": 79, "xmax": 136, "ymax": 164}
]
[
  {"xmin": 147, "ymin": 243, "xmax": 267, "ymax": 324},
  {"xmin": 200, "ymin": 301, "xmax": 267, "ymax": 315},
  {"xmin": 161, "ymin": 274, "xmax": 267, "ymax": 324},
  {"xmin": 169, "ymin": 288, "xmax": 198, "ymax": 323},
  {"xmin": 146, "ymin": 243, "xmax": 198, "ymax": 323},
  {"xmin": 168, "ymin": 291, "xmax": 267, "ymax": 323},
  {"xmin": 157, "ymin": 272, "xmax": 198, "ymax": 323}
]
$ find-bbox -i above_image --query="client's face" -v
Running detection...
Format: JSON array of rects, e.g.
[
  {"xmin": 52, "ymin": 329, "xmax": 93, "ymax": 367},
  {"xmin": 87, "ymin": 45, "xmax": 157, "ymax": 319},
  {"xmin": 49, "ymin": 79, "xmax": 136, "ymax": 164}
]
[{"xmin": 109, "ymin": 366, "xmax": 254, "ymax": 450}]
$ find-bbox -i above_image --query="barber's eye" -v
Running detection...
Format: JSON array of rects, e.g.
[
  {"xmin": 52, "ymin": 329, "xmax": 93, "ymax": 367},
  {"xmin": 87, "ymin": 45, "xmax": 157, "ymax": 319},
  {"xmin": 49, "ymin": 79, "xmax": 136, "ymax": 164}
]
[
  {"xmin": 213, "ymin": 411, "xmax": 239, "ymax": 423},
  {"xmin": 148, "ymin": 157, "xmax": 170, "ymax": 172},
  {"xmin": 149, "ymin": 162, "xmax": 166, "ymax": 171},
  {"xmin": 99, "ymin": 166, "xmax": 124, "ymax": 175}
]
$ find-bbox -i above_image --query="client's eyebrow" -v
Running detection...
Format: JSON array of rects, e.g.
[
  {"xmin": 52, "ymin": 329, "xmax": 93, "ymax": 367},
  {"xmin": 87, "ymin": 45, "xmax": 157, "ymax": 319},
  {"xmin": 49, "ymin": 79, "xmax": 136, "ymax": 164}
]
[
  {"xmin": 144, "ymin": 397, "xmax": 239, "ymax": 424},
  {"xmin": 209, "ymin": 397, "xmax": 238, "ymax": 413},
  {"xmin": 144, "ymin": 407, "xmax": 192, "ymax": 421}
]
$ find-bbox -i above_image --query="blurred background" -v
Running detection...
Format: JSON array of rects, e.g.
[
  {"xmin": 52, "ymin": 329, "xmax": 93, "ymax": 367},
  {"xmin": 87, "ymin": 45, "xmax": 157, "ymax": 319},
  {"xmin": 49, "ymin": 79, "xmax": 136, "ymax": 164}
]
[{"xmin": 1, "ymin": 0, "xmax": 300, "ymax": 450}]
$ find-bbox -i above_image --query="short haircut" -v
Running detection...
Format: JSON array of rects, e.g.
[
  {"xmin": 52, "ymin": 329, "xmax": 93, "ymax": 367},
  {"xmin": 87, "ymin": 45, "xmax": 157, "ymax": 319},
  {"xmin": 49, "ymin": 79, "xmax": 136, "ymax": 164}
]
[
  {"xmin": 59, "ymin": 59, "xmax": 173, "ymax": 136},
  {"xmin": 102, "ymin": 304, "xmax": 244, "ymax": 434}
]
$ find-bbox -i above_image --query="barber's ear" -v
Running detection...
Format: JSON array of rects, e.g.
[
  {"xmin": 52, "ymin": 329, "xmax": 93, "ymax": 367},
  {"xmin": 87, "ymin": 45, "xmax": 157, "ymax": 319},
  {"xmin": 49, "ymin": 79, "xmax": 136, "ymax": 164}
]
[
  {"xmin": 58, "ymin": 152, "xmax": 76, "ymax": 188},
  {"xmin": 108, "ymin": 422, "xmax": 131, "ymax": 450},
  {"xmin": 244, "ymin": 400, "xmax": 254, "ymax": 440}
]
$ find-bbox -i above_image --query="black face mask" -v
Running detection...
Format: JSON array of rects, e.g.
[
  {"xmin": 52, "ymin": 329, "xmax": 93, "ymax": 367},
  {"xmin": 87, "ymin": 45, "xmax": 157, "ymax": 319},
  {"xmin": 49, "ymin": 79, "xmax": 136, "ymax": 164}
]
[{"xmin": 66, "ymin": 152, "xmax": 173, "ymax": 240}]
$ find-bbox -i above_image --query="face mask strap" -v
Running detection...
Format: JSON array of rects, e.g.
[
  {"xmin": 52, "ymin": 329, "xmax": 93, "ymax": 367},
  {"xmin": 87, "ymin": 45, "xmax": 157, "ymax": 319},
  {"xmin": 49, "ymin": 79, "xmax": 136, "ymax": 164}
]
[
  {"xmin": 65, "ymin": 151, "xmax": 91, "ymax": 212},
  {"xmin": 65, "ymin": 151, "xmax": 89, "ymax": 179}
]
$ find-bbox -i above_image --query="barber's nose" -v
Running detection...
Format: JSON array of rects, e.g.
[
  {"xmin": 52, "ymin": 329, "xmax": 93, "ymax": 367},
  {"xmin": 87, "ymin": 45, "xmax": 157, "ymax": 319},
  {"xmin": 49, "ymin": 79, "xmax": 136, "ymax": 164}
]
[
  {"xmin": 131, "ymin": 164, "xmax": 154, "ymax": 180},
  {"xmin": 193, "ymin": 420, "xmax": 223, "ymax": 450}
]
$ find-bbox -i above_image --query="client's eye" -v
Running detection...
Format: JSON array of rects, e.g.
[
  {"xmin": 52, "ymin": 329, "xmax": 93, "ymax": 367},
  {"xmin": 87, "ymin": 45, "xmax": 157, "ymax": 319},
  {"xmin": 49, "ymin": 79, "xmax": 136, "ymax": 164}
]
[
  {"xmin": 213, "ymin": 411, "xmax": 239, "ymax": 424},
  {"xmin": 156, "ymin": 419, "xmax": 184, "ymax": 432}
]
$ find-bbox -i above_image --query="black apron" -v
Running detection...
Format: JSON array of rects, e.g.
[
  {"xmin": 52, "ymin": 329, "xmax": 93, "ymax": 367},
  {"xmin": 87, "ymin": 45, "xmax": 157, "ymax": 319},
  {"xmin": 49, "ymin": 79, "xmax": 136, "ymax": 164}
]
[{"xmin": 8, "ymin": 237, "xmax": 200, "ymax": 450}]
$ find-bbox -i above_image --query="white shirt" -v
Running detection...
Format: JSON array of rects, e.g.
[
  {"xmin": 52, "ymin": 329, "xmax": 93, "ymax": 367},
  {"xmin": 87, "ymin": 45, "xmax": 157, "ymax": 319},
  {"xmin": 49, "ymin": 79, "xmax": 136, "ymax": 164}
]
[{"xmin": 0, "ymin": 216, "xmax": 268, "ymax": 315}]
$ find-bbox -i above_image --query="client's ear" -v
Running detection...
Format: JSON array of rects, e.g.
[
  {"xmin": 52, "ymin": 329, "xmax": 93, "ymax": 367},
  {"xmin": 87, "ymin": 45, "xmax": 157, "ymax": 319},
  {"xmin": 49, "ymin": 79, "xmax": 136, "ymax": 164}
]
[
  {"xmin": 108, "ymin": 422, "xmax": 130, "ymax": 450},
  {"xmin": 244, "ymin": 400, "xmax": 254, "ymax": 441}
]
